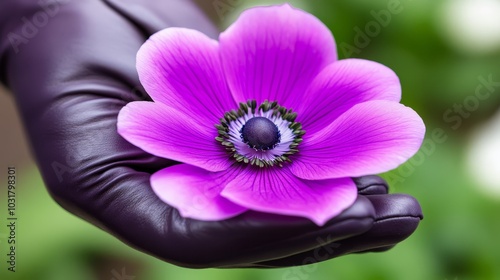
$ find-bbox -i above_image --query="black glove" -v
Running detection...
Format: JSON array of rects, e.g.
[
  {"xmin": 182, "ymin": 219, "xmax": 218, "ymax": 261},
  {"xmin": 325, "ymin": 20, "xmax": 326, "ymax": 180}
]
[{"xmin": 0, "ymin": 0, "xmax": 422, "ymax": 268}]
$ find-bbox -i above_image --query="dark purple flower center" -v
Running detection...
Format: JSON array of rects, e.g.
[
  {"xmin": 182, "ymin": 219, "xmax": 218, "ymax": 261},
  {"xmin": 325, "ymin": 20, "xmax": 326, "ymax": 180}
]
[
  {"xmin": 240, "ymin": 117, "xmax": 281, "ymax": 150},
  {"xmin": 215, "ymin": 100, "xmax": 305, "ymax": 167}
]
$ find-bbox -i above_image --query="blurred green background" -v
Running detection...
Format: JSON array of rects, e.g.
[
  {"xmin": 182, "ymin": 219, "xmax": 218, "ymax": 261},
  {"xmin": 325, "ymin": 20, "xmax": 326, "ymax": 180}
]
[{"xmin": 2, "ymin": 0, "xmax": 500, "ymax": 279}]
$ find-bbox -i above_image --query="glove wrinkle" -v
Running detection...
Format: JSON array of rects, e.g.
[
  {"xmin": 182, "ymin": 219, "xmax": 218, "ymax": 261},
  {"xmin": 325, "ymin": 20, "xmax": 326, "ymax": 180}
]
[
  {"xmin": 354, "ymin": 175, "xmax": 389, "ymax": 195},
  {"xmin": 103, "ymin": 0, "xmax": 220, "ymax": 38}
]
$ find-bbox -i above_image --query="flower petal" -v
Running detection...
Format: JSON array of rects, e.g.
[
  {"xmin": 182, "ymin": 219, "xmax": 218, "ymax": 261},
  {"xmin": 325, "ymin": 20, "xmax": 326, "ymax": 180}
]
[
  {"xmin": 151, "ymin": 164, "xmax": 247, "ymax": 221},
  {"xmin": 290, "ymin": 101, "xmax": 425, "ymax": 180},
  {"xmin": 219, "ymin": 4, "xmax": 336, "ymax": 110},
  {"xmin": 221, "ymin": 166, "xmax": 357, "ymax": 226},
  {"xmin": 117, "ymin": 101, "xmax": 231, "ymax": 172},
  {"xmin": 137, "ymin": 28, "xmax": 236, "ymax": 124},
  {"xmin": 297, "ymin": 59, "xmax": 402, "ymax": 134}
]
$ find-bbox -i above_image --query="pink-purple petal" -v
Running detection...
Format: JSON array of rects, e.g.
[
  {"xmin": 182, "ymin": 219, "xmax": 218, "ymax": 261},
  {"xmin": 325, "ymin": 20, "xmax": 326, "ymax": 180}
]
[
  {"xmin": 291, "ymin": 100, "xmax": 425, "ymax": 180},
  {"xmin": 137, "ymin": 28, "xmax": 236, "ymax": 125},
  {"xmin": 117, "ymin": 101, "xmax": 231, "ymax": 172},
  {"xmin": 151, "ymin": 164, "xmax": 247, "ymax": 221},
  {"xmin": 219, "ymin": 4, "xmax": 337, "ymax": 110},
  {"xmin": 297, "ymin": 59, "xmax": 402, "ymax": 134},
  {"xmin": 221, "ymin": 166, "xmax": 357, "ymax": 226}
]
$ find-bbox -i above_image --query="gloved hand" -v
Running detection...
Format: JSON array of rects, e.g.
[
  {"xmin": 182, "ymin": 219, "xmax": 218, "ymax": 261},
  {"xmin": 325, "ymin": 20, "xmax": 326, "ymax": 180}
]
[{"xmin": 0, "ymin": 0, "xmax": 422, "ymax": 268}]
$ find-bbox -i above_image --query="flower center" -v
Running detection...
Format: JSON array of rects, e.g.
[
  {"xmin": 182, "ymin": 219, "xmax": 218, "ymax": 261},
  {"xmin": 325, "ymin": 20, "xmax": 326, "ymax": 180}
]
[
  {"xmin": 215, "ymin": 100, "xmax": 305, "ymax": 167},
  {"xmin": 241, "ymin": 117, "xmax": 281, "ymax": 150}
]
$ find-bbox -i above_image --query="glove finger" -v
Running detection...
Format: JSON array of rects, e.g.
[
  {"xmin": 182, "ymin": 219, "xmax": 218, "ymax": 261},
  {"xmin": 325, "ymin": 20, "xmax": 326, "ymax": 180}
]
[
  {"xmin": 339, "ymin": 194, "xmax": 422, "ymax": 252},
  {"xmin": 353, "ymin": 175, "xmax": 389, "ymax": 195},
  {"xmin": 165, "ymin": 195, "xmax": 374, "ymax": 267},
  {"xmin": 251, "ymin": 194, "xmax": 422, "ymax": 267}
]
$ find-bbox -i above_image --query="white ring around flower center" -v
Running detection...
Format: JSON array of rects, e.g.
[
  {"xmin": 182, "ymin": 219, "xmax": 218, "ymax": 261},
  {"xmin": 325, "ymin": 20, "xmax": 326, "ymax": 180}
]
[{"xmin": 227, "ymin": 109, "xmax": 296, "ymax": 162}]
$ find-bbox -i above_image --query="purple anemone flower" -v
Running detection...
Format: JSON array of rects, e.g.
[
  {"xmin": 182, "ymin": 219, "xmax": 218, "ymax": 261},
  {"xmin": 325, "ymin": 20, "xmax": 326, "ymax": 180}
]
[{"xmin": 117, "ymin": 4, "xmax": 425, "ymax": 226}]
